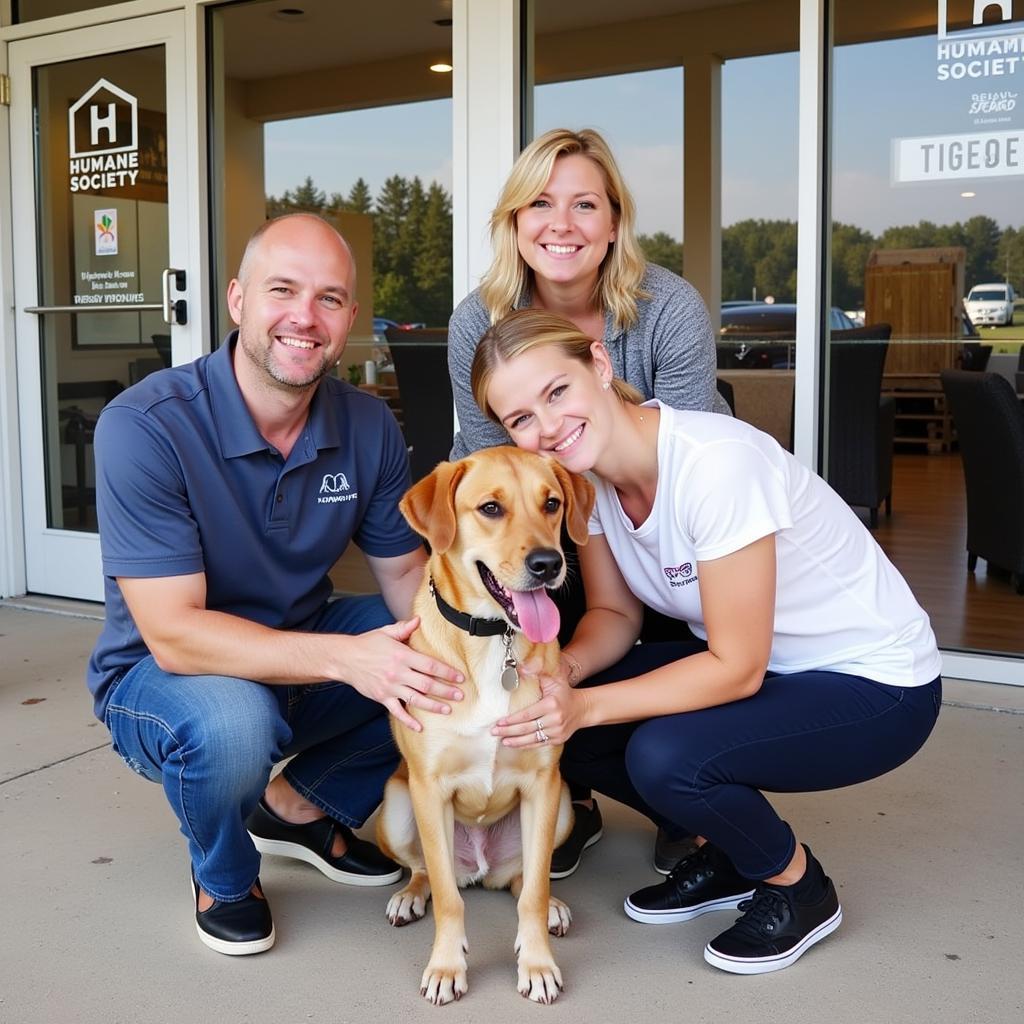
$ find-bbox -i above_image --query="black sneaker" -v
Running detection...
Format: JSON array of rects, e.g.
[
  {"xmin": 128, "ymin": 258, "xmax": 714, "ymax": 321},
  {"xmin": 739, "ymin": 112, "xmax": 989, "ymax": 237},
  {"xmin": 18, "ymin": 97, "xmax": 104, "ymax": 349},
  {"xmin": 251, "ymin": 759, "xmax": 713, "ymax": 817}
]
[
  {"xmin": 625, "ymin": 843, "xmax": 754, "ymax": 924},
  {"xmin": 704, "ymin": 877, "xmax": 843, "ymax": 974},
  {"xmin": 550, "ymin": 800, "xmax": 604, "ymax": 879},
  {"xmin": 191, "ymin": 870, "xmax": 275, "ymax": 956},
  {"xmin": 247, "ymin": 798, "xmax": 402, "ymax": 886},
  {"xmin": 653, "ymin": 826, "xmax": 700, "ymax": 875}
]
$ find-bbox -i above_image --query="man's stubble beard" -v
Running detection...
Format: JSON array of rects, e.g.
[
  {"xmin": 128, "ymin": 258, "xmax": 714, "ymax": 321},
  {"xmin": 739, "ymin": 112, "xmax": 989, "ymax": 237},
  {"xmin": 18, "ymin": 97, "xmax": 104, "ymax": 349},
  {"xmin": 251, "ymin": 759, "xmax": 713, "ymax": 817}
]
[{"xmin": 238, "ymin": 324, "xmax": 336, "ymax": 392}]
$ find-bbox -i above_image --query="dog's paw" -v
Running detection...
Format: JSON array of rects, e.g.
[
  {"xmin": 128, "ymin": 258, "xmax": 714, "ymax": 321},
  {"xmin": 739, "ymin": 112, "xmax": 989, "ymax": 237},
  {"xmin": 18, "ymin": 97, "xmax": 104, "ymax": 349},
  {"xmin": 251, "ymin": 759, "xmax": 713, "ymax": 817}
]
[
  {"xmin": 516, "ymin": 955, "xmax": 563, "ymax": 1004},
  {"xmin": 548, "ymin": 896, "xmax": 572, "ymax": 937},
  {"xmin": 386, "ymin": 886, "xmax": 429, "ymax": 927},
  {"xmin": 420, "ymin": 958, "xmax": 468, "ymax": 1005}
]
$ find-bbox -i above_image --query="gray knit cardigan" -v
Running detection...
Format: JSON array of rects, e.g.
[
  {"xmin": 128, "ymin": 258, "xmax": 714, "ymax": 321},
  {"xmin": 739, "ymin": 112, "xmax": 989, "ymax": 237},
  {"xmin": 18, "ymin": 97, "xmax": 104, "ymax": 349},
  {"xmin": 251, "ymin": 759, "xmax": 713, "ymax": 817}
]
[{"xmin": 447, "ymin": 262, "xmax": 728, "ymax": 457}]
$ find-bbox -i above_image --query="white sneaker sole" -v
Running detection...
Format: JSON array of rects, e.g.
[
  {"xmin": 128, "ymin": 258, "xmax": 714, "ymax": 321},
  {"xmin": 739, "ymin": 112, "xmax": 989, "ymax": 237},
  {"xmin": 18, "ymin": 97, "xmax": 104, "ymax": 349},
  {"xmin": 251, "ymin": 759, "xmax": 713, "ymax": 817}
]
[
  {"xmin": 190, "ymin": 877, "xmax": 275, "ymax": 956},
  {"xmin": 196, "ymin": 922, "xmax": 276, "ymax": 956},
  {"xmin": 624, "ymin": 888, "xmax": 754, "ymax": 925},
  {"xmin": 703, "ymin": 904, "xmax": 843, "ymax": 974},
  {"xmin": 249, "ymin": 832, "xmax": 403, "ymax": 886},
  {"xmin": 549, "ymin": 828, "xmax": 604, "ymax": 880}
]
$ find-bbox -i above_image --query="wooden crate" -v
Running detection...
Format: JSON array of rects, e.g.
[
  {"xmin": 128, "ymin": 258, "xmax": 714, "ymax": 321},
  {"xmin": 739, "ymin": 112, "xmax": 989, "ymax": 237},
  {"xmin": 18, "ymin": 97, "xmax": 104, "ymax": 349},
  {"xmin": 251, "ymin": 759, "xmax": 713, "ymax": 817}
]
[{"xmin": 864, "ymin": 247, "xmax": 964, "ymax": 375}]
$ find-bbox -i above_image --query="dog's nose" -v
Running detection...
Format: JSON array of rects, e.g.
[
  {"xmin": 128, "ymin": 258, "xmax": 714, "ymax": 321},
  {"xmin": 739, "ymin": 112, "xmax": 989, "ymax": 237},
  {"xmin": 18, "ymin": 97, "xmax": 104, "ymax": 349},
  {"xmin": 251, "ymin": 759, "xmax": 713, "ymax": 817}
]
[{"xmin": 525, "ymin": 548, "xmax": 563, "ymax": 582}]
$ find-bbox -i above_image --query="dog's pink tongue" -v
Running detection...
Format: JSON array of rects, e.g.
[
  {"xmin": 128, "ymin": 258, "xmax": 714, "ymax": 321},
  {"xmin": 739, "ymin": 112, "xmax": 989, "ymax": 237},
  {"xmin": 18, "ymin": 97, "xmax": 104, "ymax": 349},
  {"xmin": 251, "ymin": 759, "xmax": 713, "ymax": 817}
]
[{"xmin": 509, "ymin": 588, "xmax": 560, "ymax": 644}]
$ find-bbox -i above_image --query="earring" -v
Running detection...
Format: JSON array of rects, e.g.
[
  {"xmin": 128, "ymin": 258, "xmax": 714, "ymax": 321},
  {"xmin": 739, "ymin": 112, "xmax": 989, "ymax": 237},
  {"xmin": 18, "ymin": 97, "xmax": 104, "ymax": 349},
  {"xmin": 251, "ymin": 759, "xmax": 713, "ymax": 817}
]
[{"xmin": 602, "ymin": 380, "xmax": 611, "ymax": 391}]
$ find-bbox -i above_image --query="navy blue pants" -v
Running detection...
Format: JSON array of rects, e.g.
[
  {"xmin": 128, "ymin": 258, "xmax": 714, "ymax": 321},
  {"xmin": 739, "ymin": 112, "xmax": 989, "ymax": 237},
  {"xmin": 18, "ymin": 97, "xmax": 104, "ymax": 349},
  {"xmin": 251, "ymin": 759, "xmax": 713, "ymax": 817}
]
[{"xmin": 562, "ymin": 641, "xmax": 942, "ymax": 880}]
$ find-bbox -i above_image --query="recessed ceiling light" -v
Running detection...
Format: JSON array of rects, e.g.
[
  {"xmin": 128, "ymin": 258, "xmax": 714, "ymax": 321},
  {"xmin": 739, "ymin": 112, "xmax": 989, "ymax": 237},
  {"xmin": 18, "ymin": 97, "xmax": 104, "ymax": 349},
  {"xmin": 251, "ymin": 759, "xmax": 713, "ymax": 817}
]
[
  {"xmin": 430, "ymin": 62, "xmax": 454, "ymax": 73},
  {"xmin": 961, "ymin": 191, "xmax": 976, "ymax": 198}
]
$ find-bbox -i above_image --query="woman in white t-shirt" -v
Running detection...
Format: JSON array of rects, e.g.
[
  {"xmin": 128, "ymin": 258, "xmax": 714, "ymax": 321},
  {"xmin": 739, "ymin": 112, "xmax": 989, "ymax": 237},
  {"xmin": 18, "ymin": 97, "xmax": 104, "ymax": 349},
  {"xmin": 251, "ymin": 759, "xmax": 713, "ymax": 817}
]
[{"xmin": 470, "ymin": 309, "xmax": 942, "ymax": 976}]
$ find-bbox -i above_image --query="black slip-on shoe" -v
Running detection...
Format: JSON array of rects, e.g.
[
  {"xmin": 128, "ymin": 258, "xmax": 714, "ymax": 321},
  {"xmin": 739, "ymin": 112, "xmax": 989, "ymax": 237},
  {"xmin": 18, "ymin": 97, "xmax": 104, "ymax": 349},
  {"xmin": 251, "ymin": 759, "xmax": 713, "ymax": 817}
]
[
  {"xmin": 653, "ymin": 826, "xmax": 700, "ymax": 875},
  {"xmin": 703, "ymin": 876, "xmax": 842, "ymax": 975},
  {"xmin": 625, "ymin": 843, "xmax": 754, "ymax": 924},
  {"xmin": 550, "ymin": 801, "xmax": 604, "ymax": 879},
  {"xmin": 191, "ymin": 871, "xmax": 275, "ymax": 956},
  {"xmin": 247, "ymin": 797, "xmax": 402, "ymax": 886}
]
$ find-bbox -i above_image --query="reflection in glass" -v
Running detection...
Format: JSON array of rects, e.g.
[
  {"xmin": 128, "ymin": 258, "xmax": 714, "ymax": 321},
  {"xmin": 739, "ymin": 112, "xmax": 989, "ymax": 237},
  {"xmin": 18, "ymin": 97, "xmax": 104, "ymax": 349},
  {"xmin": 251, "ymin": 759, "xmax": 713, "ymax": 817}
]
[
  {"xmin": 830, "ymin": 2, "xmax": 1024, "ymax": 655},
  {"xmin": 32, "ymin": 47, "xmax": 169, "ymax": 533},
  {"xmin": 208, "ymin": 0, "xmax": 454, "ymax": 594}
]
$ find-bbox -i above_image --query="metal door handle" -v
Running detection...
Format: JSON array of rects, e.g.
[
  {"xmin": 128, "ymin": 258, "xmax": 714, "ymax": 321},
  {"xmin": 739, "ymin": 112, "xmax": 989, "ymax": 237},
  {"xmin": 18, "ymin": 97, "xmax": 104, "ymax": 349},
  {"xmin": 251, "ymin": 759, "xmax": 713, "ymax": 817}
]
[
  {"xmin": 25, "ymin": 303, "xmax": 163, "ymax": 314},
  {"xmin": 162, "ymin": 268, "xmax": 187, "ymax": 326}
]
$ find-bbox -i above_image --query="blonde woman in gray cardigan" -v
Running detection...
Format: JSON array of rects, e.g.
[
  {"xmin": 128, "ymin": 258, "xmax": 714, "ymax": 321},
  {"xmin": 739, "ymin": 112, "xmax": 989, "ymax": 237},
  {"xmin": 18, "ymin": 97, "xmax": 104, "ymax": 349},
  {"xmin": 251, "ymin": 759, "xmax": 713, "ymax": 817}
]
[
  {"xmin": 447, "ymin": 128, "xmax": 727, "ymax": 879},
  {"xmin": 448, "ymin": 127, "xmax": 727, "ymax": 461}
]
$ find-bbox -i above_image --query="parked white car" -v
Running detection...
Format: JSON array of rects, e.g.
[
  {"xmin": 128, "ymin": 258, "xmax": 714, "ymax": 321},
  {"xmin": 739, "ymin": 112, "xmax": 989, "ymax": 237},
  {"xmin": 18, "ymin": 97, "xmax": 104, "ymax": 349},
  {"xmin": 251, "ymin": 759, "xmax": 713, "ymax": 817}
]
[{"xmin": 964, "ymin": 283, "xmax": 1016, "ymax": 327}]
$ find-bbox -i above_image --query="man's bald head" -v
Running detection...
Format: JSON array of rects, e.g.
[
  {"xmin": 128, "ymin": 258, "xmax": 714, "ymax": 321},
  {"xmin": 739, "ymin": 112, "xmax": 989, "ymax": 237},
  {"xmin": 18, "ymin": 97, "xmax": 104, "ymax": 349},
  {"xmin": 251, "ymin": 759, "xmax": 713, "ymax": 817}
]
[{"xmin": 236, "ymin": 213, "xmax": 356, "ymax": 291}]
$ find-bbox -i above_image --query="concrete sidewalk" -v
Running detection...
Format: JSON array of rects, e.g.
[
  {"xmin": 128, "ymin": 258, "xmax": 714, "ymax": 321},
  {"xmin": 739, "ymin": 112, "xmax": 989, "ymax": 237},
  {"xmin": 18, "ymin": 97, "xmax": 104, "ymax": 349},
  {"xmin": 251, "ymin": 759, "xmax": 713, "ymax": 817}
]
[{"xmin": 2, "ymin": 599, "xmax": 1022, "ymax": 1024}]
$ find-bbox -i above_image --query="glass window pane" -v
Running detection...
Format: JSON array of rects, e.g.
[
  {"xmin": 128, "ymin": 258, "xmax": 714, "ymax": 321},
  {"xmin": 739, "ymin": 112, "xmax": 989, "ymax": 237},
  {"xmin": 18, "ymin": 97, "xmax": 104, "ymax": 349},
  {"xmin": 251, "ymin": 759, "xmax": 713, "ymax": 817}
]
[
  {"xmin": 208, "ymin": 0, "xmax": 454, "ymax": 595},
  {"xmin": 530, "ymin": 0, "xmax": 799, "ymax": 449},
  {"xmin": 830, "ymin": 0, "xmax": 1024, "ymax": 656},
  {"xmin": 719, "ymin": 49, "xmax": 799, "ymax": 444},
  {"xmin": 32, "ymin": 47, "xmax": 169, "ymax": 532}
]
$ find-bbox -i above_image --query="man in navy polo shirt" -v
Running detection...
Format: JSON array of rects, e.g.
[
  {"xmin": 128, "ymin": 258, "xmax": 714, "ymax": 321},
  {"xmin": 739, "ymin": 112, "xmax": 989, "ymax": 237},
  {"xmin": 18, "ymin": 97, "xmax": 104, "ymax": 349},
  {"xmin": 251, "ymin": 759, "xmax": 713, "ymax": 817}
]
[{"xmin": 87, "ymin": 213, "xmax": 463, "ymax": 955}]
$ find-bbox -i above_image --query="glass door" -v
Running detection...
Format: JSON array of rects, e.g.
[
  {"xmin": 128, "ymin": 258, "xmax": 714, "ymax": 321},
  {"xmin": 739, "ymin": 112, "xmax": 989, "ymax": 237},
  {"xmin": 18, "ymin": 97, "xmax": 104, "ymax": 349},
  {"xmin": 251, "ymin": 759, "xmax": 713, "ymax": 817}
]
[{"xmin": 11, "ymin": 13, "xmax": 194, "ymax": 600}]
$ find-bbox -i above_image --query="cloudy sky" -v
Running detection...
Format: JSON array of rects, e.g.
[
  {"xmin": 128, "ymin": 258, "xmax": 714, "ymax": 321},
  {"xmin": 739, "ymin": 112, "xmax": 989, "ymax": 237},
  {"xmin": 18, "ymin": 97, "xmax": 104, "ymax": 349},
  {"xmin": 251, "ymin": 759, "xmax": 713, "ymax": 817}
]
[{"xmin": 265, "ymin": 33, "xmax": 1023, "ymax": 240}]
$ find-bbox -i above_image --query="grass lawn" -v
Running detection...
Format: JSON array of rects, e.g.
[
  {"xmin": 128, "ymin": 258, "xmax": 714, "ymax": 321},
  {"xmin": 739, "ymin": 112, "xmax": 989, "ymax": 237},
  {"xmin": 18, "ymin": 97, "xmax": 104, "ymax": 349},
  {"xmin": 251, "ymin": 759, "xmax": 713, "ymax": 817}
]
[{"xmin": 979, "ymin": 301, "xmax": 1024, "ymax": 352}]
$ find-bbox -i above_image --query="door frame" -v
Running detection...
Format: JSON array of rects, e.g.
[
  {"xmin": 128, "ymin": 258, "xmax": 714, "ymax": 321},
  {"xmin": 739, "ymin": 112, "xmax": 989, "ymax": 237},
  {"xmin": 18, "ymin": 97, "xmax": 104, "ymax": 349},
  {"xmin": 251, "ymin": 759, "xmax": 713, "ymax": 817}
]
[{"xmin": 8, "ymin": 10, "xmax": 202, "ymax": 600}]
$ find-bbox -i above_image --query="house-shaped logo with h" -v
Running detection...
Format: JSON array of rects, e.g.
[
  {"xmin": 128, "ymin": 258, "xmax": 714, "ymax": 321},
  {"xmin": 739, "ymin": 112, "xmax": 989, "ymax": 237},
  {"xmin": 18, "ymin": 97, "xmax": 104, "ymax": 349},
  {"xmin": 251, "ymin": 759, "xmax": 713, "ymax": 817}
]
[
  {"xmin": 68, "ymin": 78, "xmax": 138, "ymax": 159},
  {"xmin": 937, "ymin": 0, "xmax": 1018, "ymax": 40}
]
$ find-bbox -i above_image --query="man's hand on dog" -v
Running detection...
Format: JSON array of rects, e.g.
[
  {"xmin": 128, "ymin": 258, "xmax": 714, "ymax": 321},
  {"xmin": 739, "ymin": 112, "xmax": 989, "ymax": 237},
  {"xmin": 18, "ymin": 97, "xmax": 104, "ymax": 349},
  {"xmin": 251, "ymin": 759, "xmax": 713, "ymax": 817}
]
[
  {"xmin": 343, "ymin": 617, "xmax": 464, "ymax": 731},
  {"xmin": 492, "ymin": 657, "xmax": 586, "ymax": 748}
]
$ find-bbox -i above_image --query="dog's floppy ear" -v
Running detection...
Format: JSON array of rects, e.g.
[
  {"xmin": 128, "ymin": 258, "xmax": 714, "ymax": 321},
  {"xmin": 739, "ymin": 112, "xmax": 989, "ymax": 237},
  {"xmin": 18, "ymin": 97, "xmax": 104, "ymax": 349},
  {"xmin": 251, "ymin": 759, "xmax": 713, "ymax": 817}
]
[
  {"xmin": 550, "ymin": 463, "xmax": 595, "ymax": 546},
  {"xmin": 399, "ymin": 460, "xmax": 467, "ymax": 553}
]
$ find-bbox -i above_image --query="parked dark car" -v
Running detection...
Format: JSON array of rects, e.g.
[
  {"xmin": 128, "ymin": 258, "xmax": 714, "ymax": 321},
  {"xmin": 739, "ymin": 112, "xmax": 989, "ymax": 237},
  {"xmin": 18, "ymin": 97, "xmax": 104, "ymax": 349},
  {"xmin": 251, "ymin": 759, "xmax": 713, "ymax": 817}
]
[
  {"xmin": 717, "ymin": 302, "xmax": 980, "ymax": 370},
  {"xmin": 717, "ymin": 303, "xmax": 855, "ymax": 368}
]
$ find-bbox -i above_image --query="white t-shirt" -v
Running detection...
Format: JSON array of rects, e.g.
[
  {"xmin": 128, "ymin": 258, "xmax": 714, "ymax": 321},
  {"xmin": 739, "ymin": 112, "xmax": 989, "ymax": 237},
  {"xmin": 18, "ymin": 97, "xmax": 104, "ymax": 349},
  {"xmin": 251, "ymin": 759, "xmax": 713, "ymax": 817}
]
[{"xmin": 588, "ymin": 402, "xmax": 942, "ymax": 687}]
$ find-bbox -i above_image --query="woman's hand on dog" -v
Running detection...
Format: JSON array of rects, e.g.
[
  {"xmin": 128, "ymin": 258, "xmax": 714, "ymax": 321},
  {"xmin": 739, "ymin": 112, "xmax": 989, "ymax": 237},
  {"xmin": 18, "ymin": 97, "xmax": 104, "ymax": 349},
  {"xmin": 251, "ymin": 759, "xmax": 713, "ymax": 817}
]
[
  {"xmin": 492, "ymin": 659, "xmax": 586, "ymax": 748},
  {"xmin": 341, "ymin": 617, "xmax": 464, "ymax": 731}
]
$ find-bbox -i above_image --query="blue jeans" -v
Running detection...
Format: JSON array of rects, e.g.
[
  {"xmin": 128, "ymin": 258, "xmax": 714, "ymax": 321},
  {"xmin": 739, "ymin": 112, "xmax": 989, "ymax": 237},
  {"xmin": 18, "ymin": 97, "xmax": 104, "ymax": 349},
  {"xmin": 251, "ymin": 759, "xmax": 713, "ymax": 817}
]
[
  {"xmin": 564, "ymin": 642, "xmax": 942, "ymax": 880},
  {"xmin": 104, "ymin": 595, "xmax": 399, "ymax": 902}
]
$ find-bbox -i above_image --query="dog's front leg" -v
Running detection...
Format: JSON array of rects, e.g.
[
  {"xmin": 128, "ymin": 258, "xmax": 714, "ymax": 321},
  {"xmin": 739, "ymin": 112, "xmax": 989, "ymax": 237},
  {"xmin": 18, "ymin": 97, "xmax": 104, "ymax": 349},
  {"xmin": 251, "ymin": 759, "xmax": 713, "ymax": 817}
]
[
  {"xmin": 408, "ymin": 773, "xmax": 467, "ymax": 1005},
  {"xmin": 514, "ymin": 768, "xmax": 565, "ymax": 1004}
]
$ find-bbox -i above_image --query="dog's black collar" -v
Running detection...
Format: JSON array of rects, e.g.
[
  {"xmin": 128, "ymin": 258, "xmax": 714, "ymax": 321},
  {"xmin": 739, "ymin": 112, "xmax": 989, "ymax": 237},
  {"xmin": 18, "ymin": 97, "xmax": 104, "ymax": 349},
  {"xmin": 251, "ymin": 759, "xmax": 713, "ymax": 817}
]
[{"xmin": 429, "ymin": 578, "xmax": 510, "ymax": 637}]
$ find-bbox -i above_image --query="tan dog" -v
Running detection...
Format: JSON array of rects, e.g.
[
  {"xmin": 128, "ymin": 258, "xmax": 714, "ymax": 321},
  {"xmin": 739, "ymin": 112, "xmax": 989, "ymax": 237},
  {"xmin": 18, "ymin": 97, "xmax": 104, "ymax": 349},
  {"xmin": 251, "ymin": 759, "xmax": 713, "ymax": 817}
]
[{"xmin": 376, "ymin": 447, "xmax": 594, "ymax": 1005}]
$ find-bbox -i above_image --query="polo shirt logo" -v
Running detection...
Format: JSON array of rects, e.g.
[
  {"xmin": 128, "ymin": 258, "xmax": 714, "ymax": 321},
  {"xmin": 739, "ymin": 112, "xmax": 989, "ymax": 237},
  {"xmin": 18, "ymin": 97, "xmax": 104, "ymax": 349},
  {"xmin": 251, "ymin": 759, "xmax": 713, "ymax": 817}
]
[
  {"xmin": 317, "ymin": 471, "xmax": 358, "ymax": 505},
  {"xmin": 320, "ymin": 472, "xmax": 350, "ymax": 493}
]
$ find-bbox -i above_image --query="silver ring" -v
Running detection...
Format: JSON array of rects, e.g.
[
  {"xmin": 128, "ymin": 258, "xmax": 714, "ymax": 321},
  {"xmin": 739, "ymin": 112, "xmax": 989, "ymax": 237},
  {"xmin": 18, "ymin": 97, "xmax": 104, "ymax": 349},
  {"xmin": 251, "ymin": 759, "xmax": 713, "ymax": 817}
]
[
  {"xmin": 536, "ymin": 728, "xmax": 549, "ymax": 744},
  {"xmin": 534, "ymin": 717, "xmax": 544, "ymax": 732}
]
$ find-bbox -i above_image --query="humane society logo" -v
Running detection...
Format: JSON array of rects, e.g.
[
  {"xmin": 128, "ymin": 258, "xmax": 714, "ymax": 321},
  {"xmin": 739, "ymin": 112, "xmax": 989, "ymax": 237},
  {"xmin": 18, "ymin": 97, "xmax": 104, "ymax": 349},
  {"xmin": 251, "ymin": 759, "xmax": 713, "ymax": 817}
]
[
  {"xmin": 935, "ymin": 1, "xmax": 1024, "ymax": 83},
  {"xmin": 663, "ymin": 562, "xmax": 697, "ymax": 587},
  {"xmin": 317, "ymin": 472, "xmax": 358, "ymax": 504}
]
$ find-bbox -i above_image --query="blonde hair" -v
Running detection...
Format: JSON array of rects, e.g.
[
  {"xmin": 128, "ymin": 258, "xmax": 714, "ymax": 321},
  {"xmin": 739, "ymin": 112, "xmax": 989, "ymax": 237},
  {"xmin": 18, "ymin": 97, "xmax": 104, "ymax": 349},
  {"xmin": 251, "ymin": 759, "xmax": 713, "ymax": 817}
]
[
  {"xmin": 479, "ymin": 128, "xmax": 648, "ymax": 331},
  {"xmin": 471, "ymin": 309, "xmax": 643, "ymax": 423}
]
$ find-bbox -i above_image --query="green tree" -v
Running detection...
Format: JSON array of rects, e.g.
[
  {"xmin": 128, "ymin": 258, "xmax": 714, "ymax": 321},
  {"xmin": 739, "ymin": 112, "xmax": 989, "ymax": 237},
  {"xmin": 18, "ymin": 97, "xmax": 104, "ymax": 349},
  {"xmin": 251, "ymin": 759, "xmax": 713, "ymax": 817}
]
[
  {"xmin": 373, "ymin": 175, "xmax": 412, "ymax": 283},
  {"xmin": 996, "ymin": 226, "xmax": 1024, "ymax": 296},
  {"xmin": 347, "ymin": 177, "xmax": 373, "ymax": 215},
  {"xmin": 830, "ymin": 222, "xmax": 876, "ymax": 310},
  {"xmin": 413, "ymin": 182, "xmax": 454, "ymax": 326},
  {"xmin": 960, "ymin": 215, "xmax": 1002, "ymax": 287},
  {"xmin": 638, "ymin": 232, "xmax": 683, "ymax": 276},
  {"xmin": 287, "ymin": 175, "xmax": 326, "ymax": 213},
  {"xmin": 721, "ymin": 219, "xmax": 797, "ymax": 302}
]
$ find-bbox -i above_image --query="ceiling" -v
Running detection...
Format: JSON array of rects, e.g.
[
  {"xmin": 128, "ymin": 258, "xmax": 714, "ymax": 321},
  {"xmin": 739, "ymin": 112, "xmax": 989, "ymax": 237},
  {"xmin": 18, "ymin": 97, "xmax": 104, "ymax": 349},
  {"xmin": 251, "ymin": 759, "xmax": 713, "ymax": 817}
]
[{"xmin": 218, "ymin": 0, "xmax": 752, "ymax": 80}]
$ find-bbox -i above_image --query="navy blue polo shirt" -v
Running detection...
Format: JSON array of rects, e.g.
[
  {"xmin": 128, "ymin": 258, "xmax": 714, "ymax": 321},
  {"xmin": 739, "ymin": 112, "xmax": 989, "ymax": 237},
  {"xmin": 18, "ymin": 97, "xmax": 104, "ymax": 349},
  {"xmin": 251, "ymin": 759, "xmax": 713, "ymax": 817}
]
[{"xmin": 86, "ymin": 332, "xmax": 421, "ymax": 719}]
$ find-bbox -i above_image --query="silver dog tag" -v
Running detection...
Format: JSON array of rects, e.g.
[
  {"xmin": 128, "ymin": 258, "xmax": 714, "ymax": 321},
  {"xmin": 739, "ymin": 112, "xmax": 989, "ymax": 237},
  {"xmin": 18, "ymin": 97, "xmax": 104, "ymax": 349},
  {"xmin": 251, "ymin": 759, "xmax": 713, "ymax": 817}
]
[
  {"xmin": 500, "ymin": 627, "xmax": 519, "ymax": 690},
  {"xmin": 501, "ymin": 662, "xmax": 520, "ymax": 692}
]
